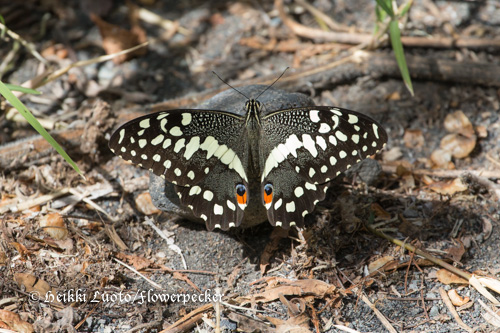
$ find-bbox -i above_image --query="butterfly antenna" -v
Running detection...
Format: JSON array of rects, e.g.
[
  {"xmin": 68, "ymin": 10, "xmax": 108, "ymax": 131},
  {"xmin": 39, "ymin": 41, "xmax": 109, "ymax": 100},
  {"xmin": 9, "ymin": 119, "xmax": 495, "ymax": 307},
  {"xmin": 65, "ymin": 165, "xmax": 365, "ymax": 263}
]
[
  {"xmin": 212, "ymin": 71, "xmax": 250, "ymax": 100},
  {"xmin": 255, "ymin": 67, "xmax": 289, "ymax": 100}
]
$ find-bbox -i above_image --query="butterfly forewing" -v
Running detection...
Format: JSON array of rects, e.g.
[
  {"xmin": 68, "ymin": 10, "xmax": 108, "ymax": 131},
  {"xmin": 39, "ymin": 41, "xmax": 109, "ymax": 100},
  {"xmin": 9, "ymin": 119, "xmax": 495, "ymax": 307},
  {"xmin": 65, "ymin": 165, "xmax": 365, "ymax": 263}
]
[
  {"xmin": 109, "ymin": 109, "xmax": 250, "ymax": 229},
  {"xmin": 260, "ymin": 106, "xmax": 387, "ymax": 228}
]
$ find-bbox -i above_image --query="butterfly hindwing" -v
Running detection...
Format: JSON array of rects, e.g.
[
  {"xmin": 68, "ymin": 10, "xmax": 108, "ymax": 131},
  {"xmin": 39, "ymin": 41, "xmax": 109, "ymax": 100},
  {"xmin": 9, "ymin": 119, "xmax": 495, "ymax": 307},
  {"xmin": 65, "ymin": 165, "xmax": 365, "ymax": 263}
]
[
  {"xmin": 260, "ymin": 106, "xmax": 387, "ymax": 228},
  {"xmin": 262, "ymin": 165, "xmax": 328, "ymax": 228},
  {"xmin": 175, "ymin": 162, "xmax": 247, "ymax": 230}
]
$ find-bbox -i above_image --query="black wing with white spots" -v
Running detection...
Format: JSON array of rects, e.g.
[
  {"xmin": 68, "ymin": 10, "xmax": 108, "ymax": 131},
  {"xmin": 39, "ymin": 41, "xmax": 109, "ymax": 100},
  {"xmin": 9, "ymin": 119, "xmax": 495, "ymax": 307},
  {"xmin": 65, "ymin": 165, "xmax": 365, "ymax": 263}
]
[
  {"xmin": 259, "ymin": 106, "xmax": 387, "ymax": 228},
  {"xmin": 109, "ymin": 109, "xmax": 249, "ymax": 230}
]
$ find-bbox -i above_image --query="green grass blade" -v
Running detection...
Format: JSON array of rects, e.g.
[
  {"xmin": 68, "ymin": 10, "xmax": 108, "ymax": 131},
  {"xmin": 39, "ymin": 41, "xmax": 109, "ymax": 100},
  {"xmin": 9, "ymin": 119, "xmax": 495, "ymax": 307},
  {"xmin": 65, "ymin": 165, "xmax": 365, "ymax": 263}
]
[
  {"xmin": 4, "ymin": 83, "xmax": 41, "ymax": 95},
  {"xmin": 0, "ymin": 80, "xmax": 85, "ymax": 178},
  {"xmin": 375, "ymin": 0, "xmax": 394, "ymax": 17},
  {"xmin": 389, "ymin": 20, "xmax": 414, "ymax": 96}
]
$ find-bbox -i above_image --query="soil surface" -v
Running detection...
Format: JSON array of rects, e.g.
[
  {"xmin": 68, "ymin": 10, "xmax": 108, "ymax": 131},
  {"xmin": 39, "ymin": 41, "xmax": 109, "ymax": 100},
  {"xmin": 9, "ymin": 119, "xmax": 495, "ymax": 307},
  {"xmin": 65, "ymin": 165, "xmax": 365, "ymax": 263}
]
[{"xmin": 1, "ymin": 1, "xmax": 500, "ymax": 332}]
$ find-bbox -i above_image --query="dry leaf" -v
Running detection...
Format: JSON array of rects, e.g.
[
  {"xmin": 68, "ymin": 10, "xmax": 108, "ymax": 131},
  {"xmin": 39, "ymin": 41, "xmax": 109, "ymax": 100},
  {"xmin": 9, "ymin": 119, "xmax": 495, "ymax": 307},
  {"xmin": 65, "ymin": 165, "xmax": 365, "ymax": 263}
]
[
  {"xmin": 371, "ymin": 203, "xmax": 391, "ymax": 220},
  {"xmin": 382, "ymin": 147, "xmax": 403, "ymax": 161},
  {"xmin": 227, "ymin": 312, "xmax": 271, "ymax": 332},
  {"xmin": 443, "ymin": 111, "xmax": 474, "ymax": 136},
  {"xmin": 420, "ymin": 174, "xmax": 435, "ymax": 185},
  {"xmin": 429, "ymin": 178, "xmax": 468, "ymax": 195},
  {"xmin": 386, "ymin": 91, "xmax": 401, "ymax": 101},
  {"xmin": 483, "ymin": 310, "xmax": 500, "ymax": 328},
  {"xmin": 0, "ymin": 250, "xmax": 7, "ymax": 265},
  {"xmin": 436, "ymin": 269, "xmax": 468, "ymax": 285},
  {"xmin": 10, "ymin": 242, "xmax": 29, "ymax": 259},
  {"xmin": 15, "ymin": 273, "xmax": 52, "ymax": 295},
  {"xmin": 115, "ymin": 252, "xmax": 152, "ymax": 271},
  {"xmin": 39, "ymin": 213, "xmax": 68, "ymax": 240},
  {"xmin": 430, "ymin": 148, "xmax": 453, "ymax": 169},
  {"xmin": 447, "ymin": 241, "xmax": 466, "ymax": 262},
  {"xmin": 239, "ymin": 279, "xmax": 335, "ymax": 306},
  {"xmin": 440, "ymin": 133, "xmax": 476, "ymax": 159},
  {"xmin": 403, "ymin": 129, "xmax": 424, "ymax": 149},
  {"xmin": 368, "ymin": 256, "xmax": 395, "ymax": 274},
  {"xmin": 0, "ymin": 309, "xmax": 34, "ymax": 333},
  {"xmin": 475, "ymin": 125, "xmax": 488, "ymax": 138},
  {"xmin": 401, "ymin": 173, "xmax": 416, "ymax": 189},
  {"xmin": 447, "ymin": 289, "xmax": 470, "ymax": 306},
  {"xmin": 266, "ymin": 314, "xmax": 311, "ymax": 333},
  {"xmin": 90, "ymin": 14, "xmax": 147, "ymax": 64},
  {"xmin": 135, "ymin": 192, "xmax": 160, "ymax": 215}
]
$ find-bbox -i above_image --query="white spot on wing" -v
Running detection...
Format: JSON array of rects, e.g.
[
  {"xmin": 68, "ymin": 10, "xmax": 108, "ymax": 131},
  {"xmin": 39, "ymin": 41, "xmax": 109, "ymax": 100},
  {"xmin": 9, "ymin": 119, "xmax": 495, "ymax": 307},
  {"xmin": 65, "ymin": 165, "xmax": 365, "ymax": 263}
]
[
  {"xmin": 160, "ymin": 118, "xmax": 167, "ymax": 132},
  {"xmin": 286, "ymin": 201, "xmax": 296, "ymax": 213},
  {"xmin": 139, "ymin": 139, "xmax": 147, "ymax": 148},
  {"xmin": 348, "ymin": 114, "xmax": 358, "ymax": 124},
  {"xmin": 331, "ymin": 115, "xmax": 339, "ymax": 129},
  {"xmin": 173, "ymin": 138, "xmax": 186, "ymax": 153},
  {"xmin": 330, "ymin": 108, "xmax": 342, "ymax": 116},
  {"xmin": 157, "ymin": 113, "xmax": 168, "ymax": 120},
  {"xmin": 335, "ymin": 131, "xmax": 348, "ymax": 142},
  {"xmin": 163, "ymin": 138, "xmax": 172, "ymax": 149},
  {"xmin": 118, "ymin": 129, "xmax": 125, "ymax": 144},
  {"xmin": 170, "ymin": 126, "xmax": 183, "ymax": 136},
  {"xmin": 203, "ymin": 190, "xmax": 214, "ymax": 201},
  {"xmin": 284, "ymin": 134, "xmax": 303, "ymax": 158},
  {"xmin": 139, "ymin": 119, "xmax": 150, "ymax": 128},
  {"xmin": 151, "ymin": 134, "xmax": 164, "ymax": 146},
  {"xmin": 274, "ymin": 198, "xmax": 283, "ymax": 210},
  {"xmin": 227, "ymin": 200, "xmax": 236, "ymax": 211},
  {"xmin": 309, "ymin": 167, "xmax": 316, "ymax": 178},
  {"xmin": 302, "ymin": 134, "xmax": 318, "ymax": 157},
  {"xmin": 189, "ymin": 186, "xmax": 202, "ymax": 196},
  {"xmin": 318, "ymin": 123, "xmax": 330, "ymax": 133},
  {"xmin": 187, "ymin": 170, "xmax": 195, "ymax": 180},
  {"xmin": 214, "ymin": 204, "xmax": 224, "ymax": 215},
  {"xmin": 220, "ymin": 149, "xmax": 236, "ymax": 165},
  {"xmin": 373, "ymin": 123, "xmax": 380, "ymax": 139},
  {"xmin": 181, "ymin": 113, "xmax": 192, "ymax": 126},
  {"xmin": 310, "ymin": 110, "xmax": 320, "ymax": 122},
  {"xmin": 305, "ymin": 182, "xmax": 317, "ymax": 191},
  {"xmin": 294, "ymin": 186, "xmax": 304, "ymax": 197},
  {"xmin": 316, "ymin": 136, "xmax": 327, "ymax": 151},
  {"xmin": 183, "ymin": 137, "xmax": 201, "ymax": 160}
]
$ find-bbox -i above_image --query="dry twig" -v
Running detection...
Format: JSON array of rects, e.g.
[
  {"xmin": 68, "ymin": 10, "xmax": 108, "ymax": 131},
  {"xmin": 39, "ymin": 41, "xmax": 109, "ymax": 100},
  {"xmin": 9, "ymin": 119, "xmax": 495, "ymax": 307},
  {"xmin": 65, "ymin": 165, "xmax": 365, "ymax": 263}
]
[{"xmin": 438, "ymin": 287, "xmax": 474, "ymax": 333}]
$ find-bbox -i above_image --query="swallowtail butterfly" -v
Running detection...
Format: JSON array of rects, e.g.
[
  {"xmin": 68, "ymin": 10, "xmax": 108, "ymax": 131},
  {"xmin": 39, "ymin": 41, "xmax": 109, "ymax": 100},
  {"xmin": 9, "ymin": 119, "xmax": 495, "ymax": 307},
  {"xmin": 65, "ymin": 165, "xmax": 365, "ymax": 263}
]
[{"xmin": 109, "ymin": 86, "xmax": 387, "ymax": 231}]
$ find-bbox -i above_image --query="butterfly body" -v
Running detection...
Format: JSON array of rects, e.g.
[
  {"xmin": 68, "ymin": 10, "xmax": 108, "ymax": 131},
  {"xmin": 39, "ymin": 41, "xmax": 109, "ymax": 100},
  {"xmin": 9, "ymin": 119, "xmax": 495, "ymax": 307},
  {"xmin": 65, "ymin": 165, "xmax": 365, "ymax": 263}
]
[{"xmin": 109, "ymin": 85, "xmax": 387, "ymax": 230}]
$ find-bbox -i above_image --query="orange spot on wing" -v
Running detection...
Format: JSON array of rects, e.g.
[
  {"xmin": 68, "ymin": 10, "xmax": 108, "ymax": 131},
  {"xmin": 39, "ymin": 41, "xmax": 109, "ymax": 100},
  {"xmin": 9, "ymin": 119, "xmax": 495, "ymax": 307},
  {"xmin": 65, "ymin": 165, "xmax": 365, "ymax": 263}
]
[
  {"xmin": 237, "ymin": 192, "xmax": 247, "ymax": 205},
  {"xmin": 263, "ymin": 190, "xmax": 273, "ymax": 205}
]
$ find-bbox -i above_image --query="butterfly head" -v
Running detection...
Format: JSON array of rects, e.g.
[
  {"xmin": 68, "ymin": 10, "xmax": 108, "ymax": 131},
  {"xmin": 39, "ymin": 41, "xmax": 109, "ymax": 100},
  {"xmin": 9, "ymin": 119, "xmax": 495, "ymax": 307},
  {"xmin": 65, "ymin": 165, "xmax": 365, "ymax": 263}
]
[{"xmin": 245, "ymin": 99, "xmax": 262, "ymax": 114}]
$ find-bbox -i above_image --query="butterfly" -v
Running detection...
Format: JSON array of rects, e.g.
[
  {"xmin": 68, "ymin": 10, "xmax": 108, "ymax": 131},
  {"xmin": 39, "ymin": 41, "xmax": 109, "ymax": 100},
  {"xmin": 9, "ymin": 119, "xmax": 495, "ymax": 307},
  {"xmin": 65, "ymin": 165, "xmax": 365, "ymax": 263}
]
[{"xmin": 109, "ymin": 87, "xmax": 387, "ymax": 230}]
